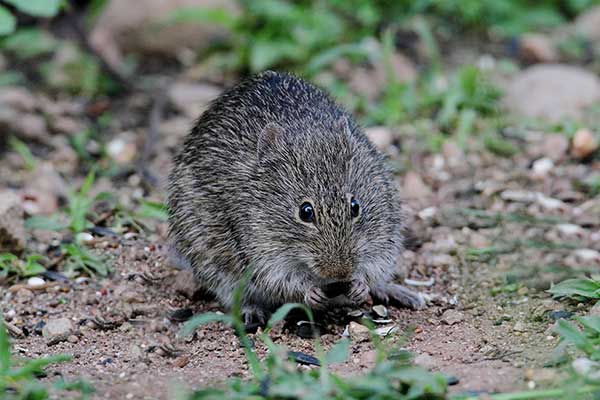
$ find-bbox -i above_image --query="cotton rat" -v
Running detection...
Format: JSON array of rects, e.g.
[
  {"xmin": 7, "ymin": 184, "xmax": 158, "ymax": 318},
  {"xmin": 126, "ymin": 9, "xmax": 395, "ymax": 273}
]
[{"xmin": 168, "ymin": 71, "xmax": 424, "ymax": 324}]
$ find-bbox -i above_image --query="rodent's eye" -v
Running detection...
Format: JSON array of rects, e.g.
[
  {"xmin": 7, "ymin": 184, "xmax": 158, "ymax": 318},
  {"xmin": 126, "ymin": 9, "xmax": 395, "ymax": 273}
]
[
  {"xmin": 299, "ymin": 202, "xmax": 315, "ymax": 223},
  {"xmin": 350, "ymin": 197, "xmax": 360, "ymax": 219}
]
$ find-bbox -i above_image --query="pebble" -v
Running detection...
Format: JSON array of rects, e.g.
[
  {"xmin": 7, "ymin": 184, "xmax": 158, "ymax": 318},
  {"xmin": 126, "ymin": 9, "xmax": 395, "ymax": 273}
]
[
  {"xmin": 572, "ymin": 128, "xmax": 598, "ymax": 159},
  {"xmin": 519, "ymin": 33, "xmax": 557, "ymax": 63},
  {"xmin": 531, "ymin": 157, "xmax": 554, "ymax": 176},
  {"xmin": 107, "ymin": 135, "xmax": 137, "ymax": 165},
  {"xmin": 347, "ymin": 321, "xmax": 370, "ymax": 342},
  {"xmin": 557, "ymin": 224, "xmax": 584, "ymax": 237},
  {"xmin": 548, "ymin": 310, "xmax": 573, "ymax": 320},
  {"xmin": 0, "ymin": 190, "xmax": 26, "ymax": 253},
  {"xmin": 441, "ymin": 309, "xmax": 464, "ymax": 325},
  {"xmin": 27, "ymin": 277, "xmax": 45, "ymax": 287},
  {"xmin": 372, "ymin": 305, "xmax": 388, "ymax": 318},
  {"xmin": 173, "ymin": 355, "xmax": 190, "ymax": 368},
  {"xmin": 76, "ymin": 232, "xmax": 94, "ymax": 243},
  {"xmin": 42, "ymin": 318, "xmax": 73, "ymax": 345},
  {"xmin": 15, "ymin": 288, "xmax": 34, "ymax": 303},
  {"xmin": 417, "ymin": 206, "xmax": 437, "ymax": 221},
  {"xmin": 574, "ymin": 249, "xmax": 600, "ymax": 263},
  {"xmin": 67, "ymin": 334, "xmax": 79, "ymax": 343},
  {"xmin": 513, "ymin": 321, "xmax": 527, "ymax": 332}
]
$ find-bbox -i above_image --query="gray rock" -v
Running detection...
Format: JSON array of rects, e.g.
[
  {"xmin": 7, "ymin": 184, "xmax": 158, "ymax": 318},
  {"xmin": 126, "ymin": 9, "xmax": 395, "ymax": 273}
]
[
  {"xmin": 42, "ymin": 318, "xmax": 73, "ymax": 345},
  {"xmin": 503, "ymin": 64, "xmax": 600, "ymax": 122},
  {"xmin": 0, "ymin": 190, "xmax": 25, "ymax": 253},
  {"xmin": 347, "ymin": 321, "xmax": 370, "ymax": 342},
  {"xmin": 441, "ymin": 309, "xmax": 464, "ymax": 325}
]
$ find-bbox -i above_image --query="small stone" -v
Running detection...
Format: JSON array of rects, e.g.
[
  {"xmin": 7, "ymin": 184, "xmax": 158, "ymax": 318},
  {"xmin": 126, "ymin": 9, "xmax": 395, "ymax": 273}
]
[
  {"xmin": 347, "ymin": 321, "xmax": 370, "ymax": 342},
  {"xmin": 0, "ymin": 190, "xmax": 26, "ymax": 253},
  {"xmin": 403, "ymin": 172, "xmax": 431, "ymax": 200},
  {"xmin": 365, "ymin": 126, "xmax": 394, "ymax": 151},
  {"xmin": 442, "ymin": 141, "xmax": 464, "ymax": 168},
  {"xmin": 536, "ymin": 193, "xmax": 565, "ymax": 210},
  {"xmin": 42, "ymin": 318, "xmax": 73, "ymax": 345},
  {"xmin": 557, "ymin": 224, "xmax": 584, "ymax": 238},
  {"xmin": 417, "ymin": 206, "xmax": 437, "ymax": 221},
  {"xmin": 572, "ymin": 128, "xmax": 598, "ymax": 159},
  {"xmin": 548, "ymin": 310, "xmax": 573, "ymax": 320},
  {"xmin": 76, "ymin": 232, "xmax": 94, "ymax": 243},
  {"xmin": 531, "ymin": 157, "xmax": 554, "ymax": 176},
  {"xmin": 517, "ymin": 286, "xmax": 529, "ymax": 296},
  {"xmin": 574, "ymin": 249, "xmax": 600, "ymax": 263},
  {"xmin": 513, "ymin": 321, "xmax": 527, "ymax": 332},
  {"xmin": 107, "ymin": 134, "xmax": 137, "ymax": 165},
  {"xmin": 441, "ymin": 309, "xmax": 464, "ymax": 325},
  {"xmin": 27, "ymin": 277, "xmax": 45, "ymax": 287},
  {"xmin": 67, "ymin": 334, "xmax": 79, "ymax": 343},
  {"xmin": 372, "ymin": 305, "xmax": 388, "ymax": 318},
  {"xmin": 15, "ymin": 288, "xmax": 34, "ymax": 303},
  {"xmin": 173, "ymin": 355, "xmax": 190, "ymax": 368},
  {"xmin": 519, "ymin": 33, "xmax": 558, "ymax": 63}
]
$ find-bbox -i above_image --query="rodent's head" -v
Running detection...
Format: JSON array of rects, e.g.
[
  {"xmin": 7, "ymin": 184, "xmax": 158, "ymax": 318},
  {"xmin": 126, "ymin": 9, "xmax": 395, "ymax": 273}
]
[{"xmin": 247, "ymin": 115, "xmax": 404, "ymax": 288}]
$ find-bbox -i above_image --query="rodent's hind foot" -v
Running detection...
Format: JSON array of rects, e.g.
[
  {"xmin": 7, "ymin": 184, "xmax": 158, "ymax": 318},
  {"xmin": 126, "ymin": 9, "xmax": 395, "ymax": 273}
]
[
  {"xmin": 242, "ymin": 304, "xmax": 268, "ymax": 332},
  {"xmin": 305, "ymin": 286, "xmax": 329, "ymax": 310},
  {"xmin": 371, "ymin": 282, "xmax": 426, "ymax": 310}
]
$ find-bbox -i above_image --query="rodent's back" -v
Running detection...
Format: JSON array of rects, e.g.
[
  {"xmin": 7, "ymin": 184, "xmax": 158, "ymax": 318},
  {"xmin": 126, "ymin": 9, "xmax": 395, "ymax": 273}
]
[{"xmin": 168, "ymin": 71, "xmax": 404, "ymax": 308}]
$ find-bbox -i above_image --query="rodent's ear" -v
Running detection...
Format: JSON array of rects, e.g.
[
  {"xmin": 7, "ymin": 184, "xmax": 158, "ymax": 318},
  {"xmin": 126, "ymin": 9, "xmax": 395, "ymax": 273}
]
[{"xmin": 257, "ymin": 122, "xmax": 286, "ymax": 163}]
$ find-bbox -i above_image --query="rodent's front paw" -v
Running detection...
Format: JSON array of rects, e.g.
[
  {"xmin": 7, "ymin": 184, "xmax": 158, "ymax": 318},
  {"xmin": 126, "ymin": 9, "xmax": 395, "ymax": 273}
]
[
  {"xmin": 347, "ymin": 280, "xmax": 369, "ymax": 305},
  {"xmin": 242, "ymin": 305, "xmax": 268, "ymax": 330},
  {"xmin": 305, "ymin": 286, "xmax": 329, "ymax": 310}
]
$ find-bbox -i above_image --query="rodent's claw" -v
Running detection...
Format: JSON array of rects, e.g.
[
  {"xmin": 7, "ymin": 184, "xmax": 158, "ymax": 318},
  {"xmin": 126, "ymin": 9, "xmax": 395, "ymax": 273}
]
[
  {"xmin": 371, "ymin": 283, "xmax": 426, "ymax": 310},
  {"xmin": 242, "ymin": 305, "xmax": 267, "ymax": 329},
  {"xmin": 347, "ymin": 280, "xmax": 369, "ymax": 305},
  {"xmin": 305, "ymin": 286, "xmax": 329, "ymax": 310}
]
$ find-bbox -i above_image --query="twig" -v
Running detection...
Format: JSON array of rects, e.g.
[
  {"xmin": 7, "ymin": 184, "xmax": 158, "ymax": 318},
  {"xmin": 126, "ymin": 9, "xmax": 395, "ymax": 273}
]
[
  {"xmin": 136, "ymin": 87, "xmax": 169, "ymax": 188},
  {"xmin": 68, "ymin": 9, "xmax": 135, "ymax": 92}
]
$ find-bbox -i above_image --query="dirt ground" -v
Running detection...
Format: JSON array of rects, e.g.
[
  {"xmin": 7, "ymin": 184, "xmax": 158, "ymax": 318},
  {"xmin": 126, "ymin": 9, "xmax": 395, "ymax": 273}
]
[{"xmin": 3, "ymin": 96, "xmax": 598, "ymax": 398}]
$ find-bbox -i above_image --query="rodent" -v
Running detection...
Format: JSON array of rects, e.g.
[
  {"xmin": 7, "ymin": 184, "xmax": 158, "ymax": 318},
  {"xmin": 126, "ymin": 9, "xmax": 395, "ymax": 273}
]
[{"xmin": 167, "ymin": 71, "xmax": 424, "ymax": 324}]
